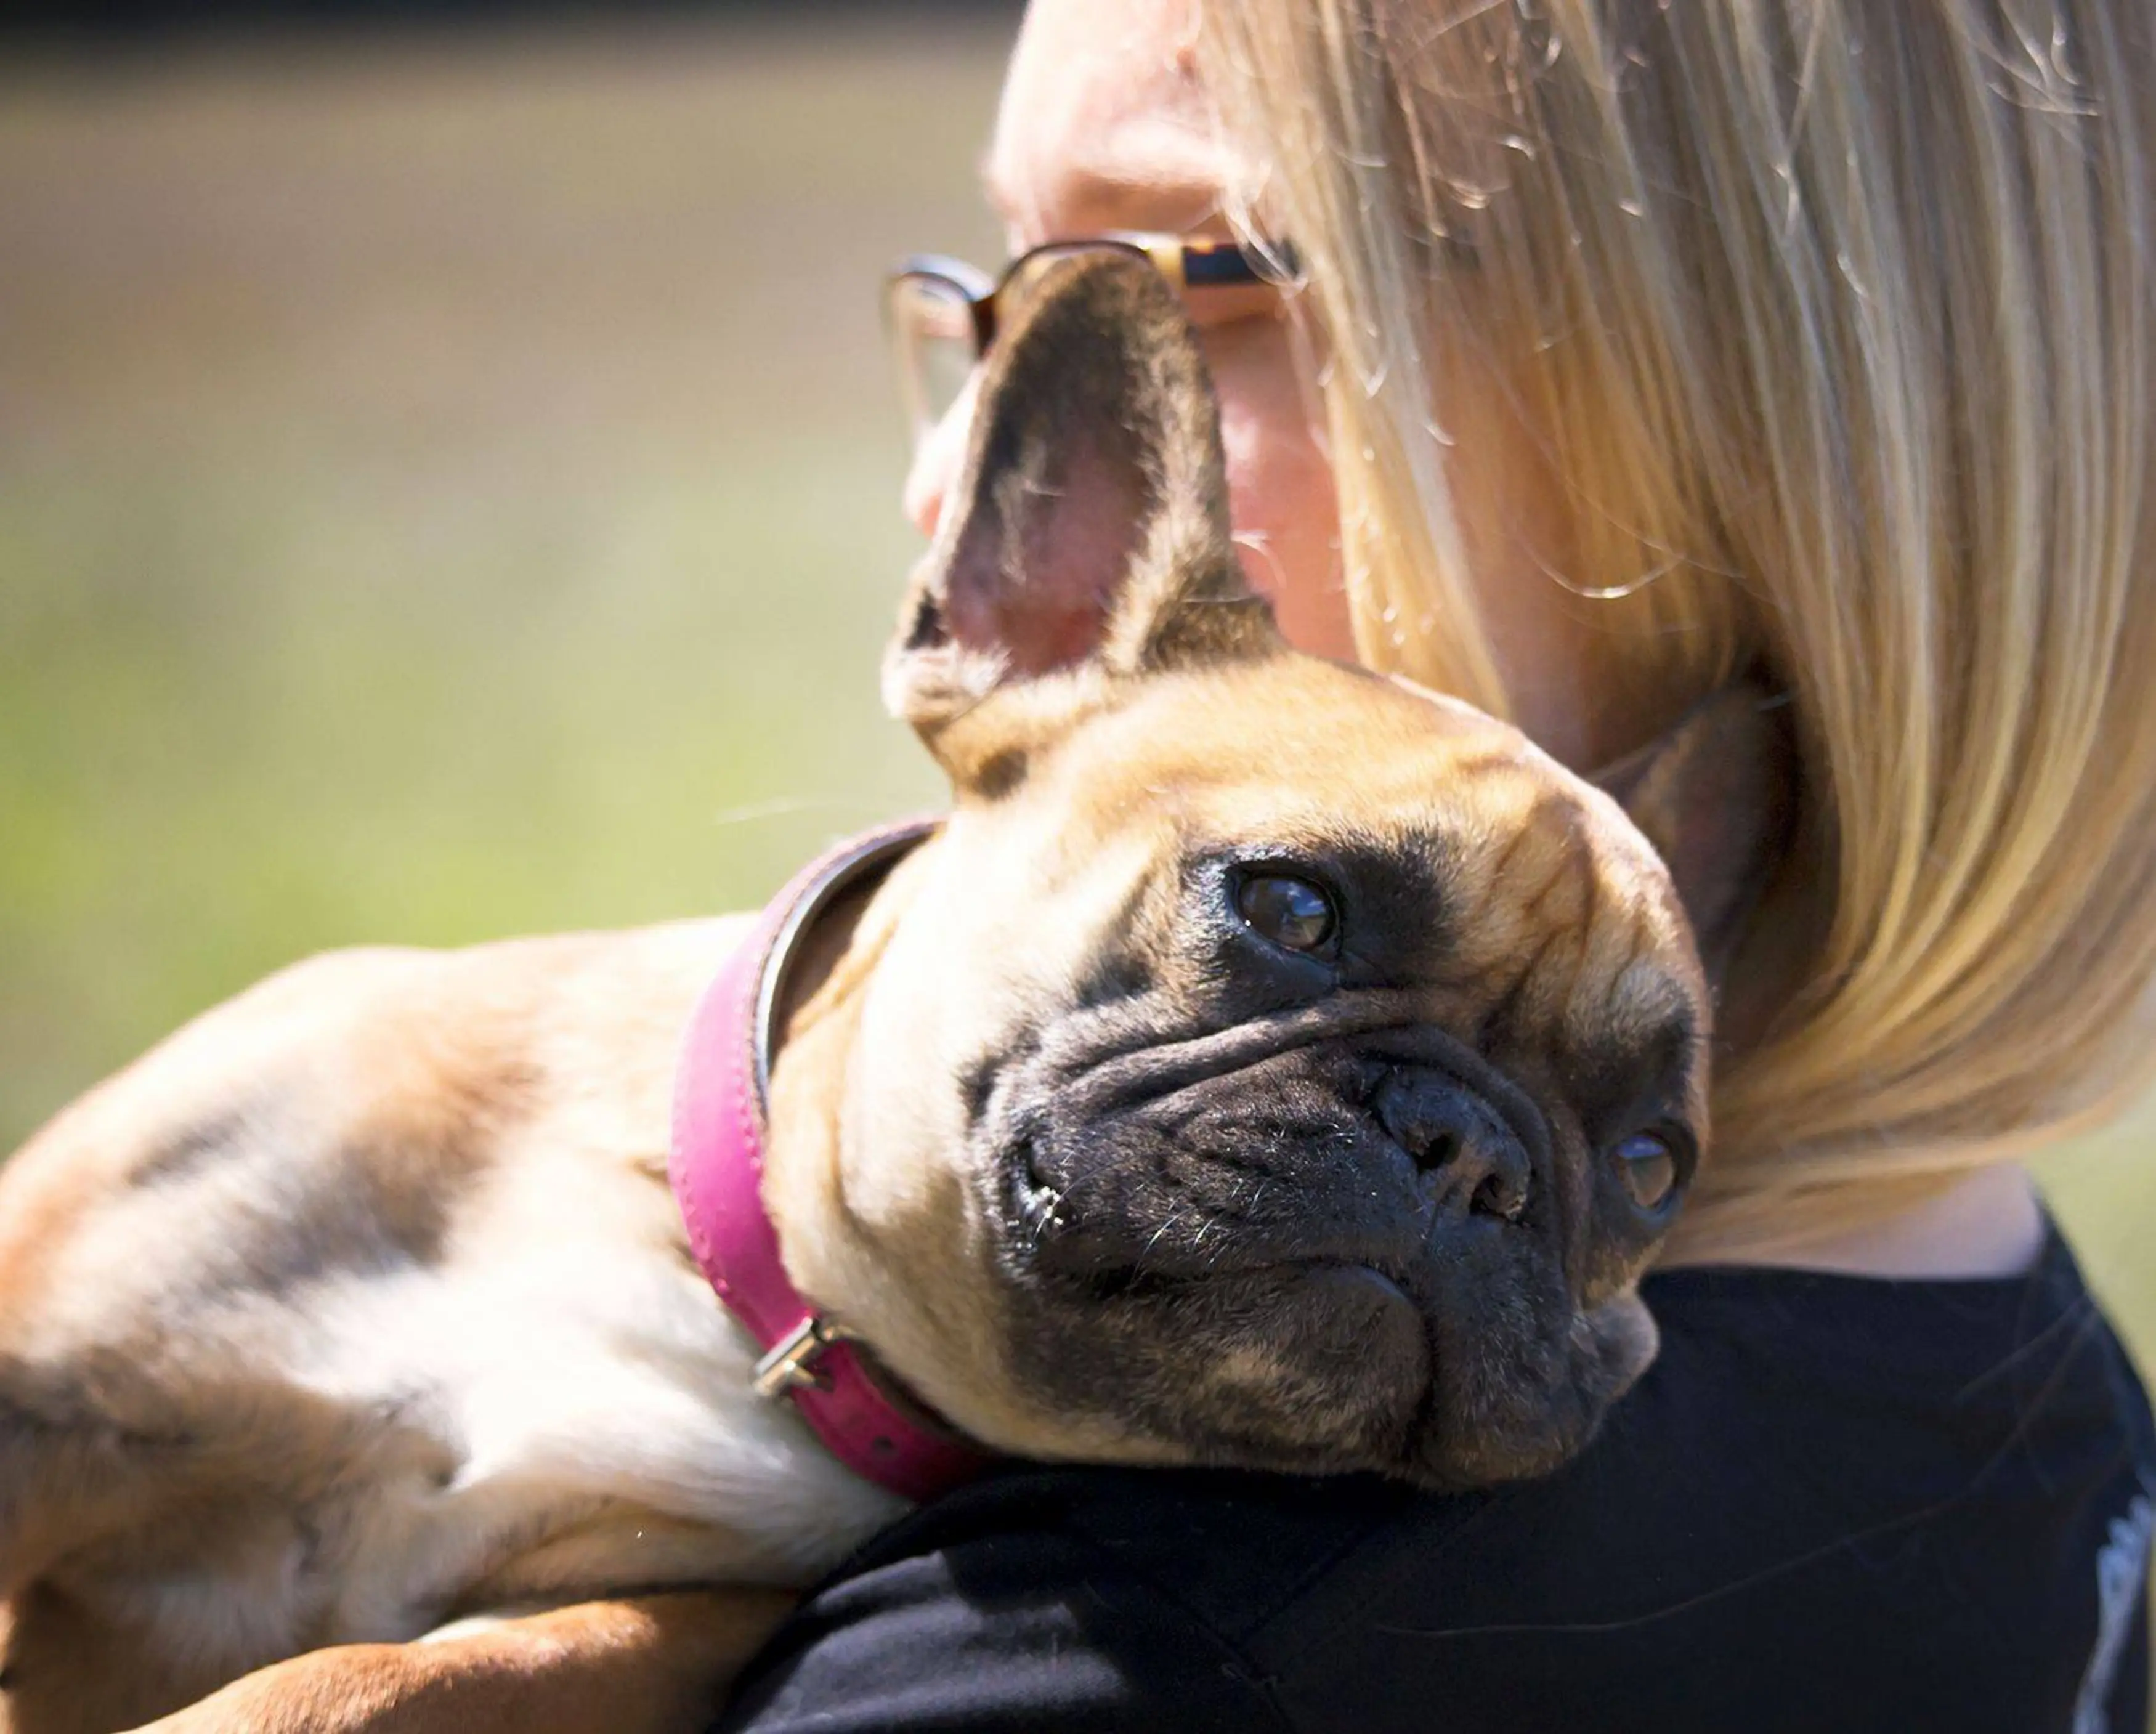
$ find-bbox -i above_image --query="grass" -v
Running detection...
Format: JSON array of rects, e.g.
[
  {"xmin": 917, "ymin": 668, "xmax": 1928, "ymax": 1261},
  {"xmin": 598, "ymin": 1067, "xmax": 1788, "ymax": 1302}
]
[
  {"xmin": 0, "ymin": 18, "xmax": 1004, "ymax": 1135},
  {"xmin": 1, "ymin": 15, "xmax": 2150, "ymax": 1392}
]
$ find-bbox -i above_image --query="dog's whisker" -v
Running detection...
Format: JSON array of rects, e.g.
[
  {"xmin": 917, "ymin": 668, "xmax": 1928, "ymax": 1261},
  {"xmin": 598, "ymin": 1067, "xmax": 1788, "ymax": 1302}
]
[{"xmin": 703, "ymin": 796, "xmax": 885, "ymax": 830}]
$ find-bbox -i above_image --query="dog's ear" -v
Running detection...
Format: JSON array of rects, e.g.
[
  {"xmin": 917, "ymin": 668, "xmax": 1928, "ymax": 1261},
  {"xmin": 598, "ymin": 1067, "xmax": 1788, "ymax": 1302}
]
[
  {"xmin": 883, "ymin": 250, "xmax": 1281, "ymax": 737},
  {"xmin": 1594, "ymin": 685, "xmax": 1799, "ymax": 989}
]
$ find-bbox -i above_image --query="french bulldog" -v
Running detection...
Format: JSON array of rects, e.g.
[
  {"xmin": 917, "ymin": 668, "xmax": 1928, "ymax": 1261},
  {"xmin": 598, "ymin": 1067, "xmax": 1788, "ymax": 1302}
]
[{"xmin": 0, "ymin": 252, "xmax": 1787, "ymax": 1733}]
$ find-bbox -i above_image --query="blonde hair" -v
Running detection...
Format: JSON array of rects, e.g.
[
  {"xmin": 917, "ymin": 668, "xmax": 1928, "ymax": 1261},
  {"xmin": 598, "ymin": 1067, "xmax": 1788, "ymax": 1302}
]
[{"xmin": 1198, "ymin": 0, "xmax": 2156, "ymax": 1259}]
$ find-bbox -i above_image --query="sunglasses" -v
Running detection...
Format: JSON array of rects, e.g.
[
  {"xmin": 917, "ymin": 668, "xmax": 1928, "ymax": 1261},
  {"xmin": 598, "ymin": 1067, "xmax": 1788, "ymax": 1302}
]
[{"xmin": 882, "ymin": 232, "xmax": 1297, "ymax": 446}]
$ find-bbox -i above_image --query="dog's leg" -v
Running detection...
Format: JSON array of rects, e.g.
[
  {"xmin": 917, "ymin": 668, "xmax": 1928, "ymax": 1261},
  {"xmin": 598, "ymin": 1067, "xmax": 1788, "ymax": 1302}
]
[{"xmin": 121, "ymin": 1589, "xmax": 796, "ymax": 1734}]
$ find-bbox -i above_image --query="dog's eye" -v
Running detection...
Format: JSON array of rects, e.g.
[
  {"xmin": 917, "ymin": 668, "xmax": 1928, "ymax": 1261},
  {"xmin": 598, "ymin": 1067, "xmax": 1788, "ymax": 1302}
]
[
  {"xmin": 1236, "ymin": 872, "xmax": 1338, "ymax": 954},
  {"xmin": 1612, "ymin": 1131, "xmax": 1682, "ymax": 1214}
]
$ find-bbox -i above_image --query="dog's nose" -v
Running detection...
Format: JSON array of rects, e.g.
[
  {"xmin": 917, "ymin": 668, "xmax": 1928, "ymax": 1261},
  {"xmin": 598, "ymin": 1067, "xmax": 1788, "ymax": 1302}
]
[{"xmin": 1374, "ymin": 1072, "xmax": 1531, "ymax": 1223}]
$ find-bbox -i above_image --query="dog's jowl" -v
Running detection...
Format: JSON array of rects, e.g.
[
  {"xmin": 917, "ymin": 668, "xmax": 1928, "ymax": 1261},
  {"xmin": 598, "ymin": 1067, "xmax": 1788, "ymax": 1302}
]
[{"xmin": 0, "ymin": 254, "xmax": 1788, "ymax": 1732}]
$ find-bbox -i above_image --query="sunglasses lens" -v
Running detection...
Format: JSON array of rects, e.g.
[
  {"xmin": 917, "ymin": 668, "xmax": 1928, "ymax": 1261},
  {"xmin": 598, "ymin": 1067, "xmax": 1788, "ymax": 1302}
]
[{"xmin": 885, "ymin": 272, "xmax": 980, "ymax": 444}]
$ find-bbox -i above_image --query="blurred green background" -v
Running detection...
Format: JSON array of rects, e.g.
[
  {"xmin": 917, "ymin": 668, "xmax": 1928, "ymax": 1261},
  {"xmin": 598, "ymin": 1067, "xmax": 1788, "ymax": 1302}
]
[
  {"xmin": 0, "ymin": 17, "xmax": 997, "ymax": 1114},
  {"xmin": 0, "ymin": 13, "xmax": 2148, "ymax": 1388}
]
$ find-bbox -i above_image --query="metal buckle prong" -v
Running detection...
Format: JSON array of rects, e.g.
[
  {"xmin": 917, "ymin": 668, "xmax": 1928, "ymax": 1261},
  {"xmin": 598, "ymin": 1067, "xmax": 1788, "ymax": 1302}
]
[{"xmin": 752, "ymin": 1315, "xmax": 857, "ymax": 1401}]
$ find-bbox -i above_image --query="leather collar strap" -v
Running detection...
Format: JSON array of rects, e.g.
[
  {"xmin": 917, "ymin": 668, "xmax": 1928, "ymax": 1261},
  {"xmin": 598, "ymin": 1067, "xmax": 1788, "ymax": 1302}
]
[{"xmin": 669, "ymin": 817, "xmax": 994, "ymax": 1504}]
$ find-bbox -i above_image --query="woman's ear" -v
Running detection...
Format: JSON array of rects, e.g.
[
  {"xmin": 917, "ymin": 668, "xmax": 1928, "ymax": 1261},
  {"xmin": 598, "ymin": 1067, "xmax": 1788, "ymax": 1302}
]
[
  {"xmin": 1594, "ymin": 686, "xmax": 1801, "ymax": 989},
  {"xmin": 882, "ymin": 250, "xmax": 1280, "ymax": 737}
]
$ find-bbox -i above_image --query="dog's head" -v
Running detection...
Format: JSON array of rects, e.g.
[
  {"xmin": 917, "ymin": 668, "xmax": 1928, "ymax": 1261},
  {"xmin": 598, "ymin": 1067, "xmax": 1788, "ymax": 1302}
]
[{"xmin": 771, "ymin": 253, "xmax": 1788, "ymax": 1489}]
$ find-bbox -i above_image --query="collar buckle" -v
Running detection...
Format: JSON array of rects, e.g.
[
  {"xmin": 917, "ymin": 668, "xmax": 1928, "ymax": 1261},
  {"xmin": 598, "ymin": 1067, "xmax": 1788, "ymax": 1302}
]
[{"xmin": 751, "ymin": 1314, "xmax": 857, "ymax": 1401}]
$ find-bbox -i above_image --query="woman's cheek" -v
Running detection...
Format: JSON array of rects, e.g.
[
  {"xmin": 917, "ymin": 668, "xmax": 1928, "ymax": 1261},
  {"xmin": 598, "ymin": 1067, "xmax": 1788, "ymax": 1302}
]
[{"xmin": 1212, "ymin": 344, "xmax": 1353, "ymax": 662}]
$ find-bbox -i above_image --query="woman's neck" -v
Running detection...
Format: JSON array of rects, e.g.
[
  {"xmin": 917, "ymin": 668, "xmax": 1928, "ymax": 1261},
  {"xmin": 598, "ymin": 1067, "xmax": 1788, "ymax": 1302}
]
[{"xmin": 1685, "ymin": 1161, "xmax": 2046, "ymax": 1278}]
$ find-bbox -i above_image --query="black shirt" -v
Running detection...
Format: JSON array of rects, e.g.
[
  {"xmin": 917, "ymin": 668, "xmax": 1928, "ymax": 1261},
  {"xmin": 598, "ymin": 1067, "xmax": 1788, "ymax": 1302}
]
[{"xmin": 717, "ymin": 1225, "xmax": 2155, "ymax": 1732}]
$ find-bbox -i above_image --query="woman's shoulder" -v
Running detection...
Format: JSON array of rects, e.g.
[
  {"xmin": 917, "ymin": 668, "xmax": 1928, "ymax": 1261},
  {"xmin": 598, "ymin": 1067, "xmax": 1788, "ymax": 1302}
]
[{"xmin": 718, "ymin": 1223, "xmax": 2154, "ymax": 1733}]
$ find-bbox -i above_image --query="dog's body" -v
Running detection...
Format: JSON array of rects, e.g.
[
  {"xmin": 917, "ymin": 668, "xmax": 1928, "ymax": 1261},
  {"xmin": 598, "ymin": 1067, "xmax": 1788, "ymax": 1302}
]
[
  {"xmin": 0, "ymin": 256, "xmax": 1788, "ymax": 1733},
  {"xmin": 0, "ymin": 918, "xmax": 893, "ymax": 1719}
]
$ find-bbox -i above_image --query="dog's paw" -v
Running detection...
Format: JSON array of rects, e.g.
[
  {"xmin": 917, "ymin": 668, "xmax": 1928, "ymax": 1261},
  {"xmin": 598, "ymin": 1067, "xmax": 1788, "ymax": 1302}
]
[{"xmin": 124, "ymin": 1589, "xmax": 795, "ymax": 1734}]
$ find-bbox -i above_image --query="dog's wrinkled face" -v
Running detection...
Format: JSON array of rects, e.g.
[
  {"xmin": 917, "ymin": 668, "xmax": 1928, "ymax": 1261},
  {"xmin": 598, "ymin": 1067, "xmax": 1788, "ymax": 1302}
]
[{"xmin": 800, "ymin": 254, "xmax": 1788, "ymax": 1490}]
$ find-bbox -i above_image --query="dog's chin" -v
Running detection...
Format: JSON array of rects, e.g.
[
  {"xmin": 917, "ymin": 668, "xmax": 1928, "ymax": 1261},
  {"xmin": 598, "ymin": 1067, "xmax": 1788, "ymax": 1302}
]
[
  {"xmin": 1002, "ymin": 1252, "xmax": 1661, "ymax": 1490},
  {"xmin": 1143, "ymin": 1258, "xmax": 1437, "ymax": 1470},
  {"xmin": 1402, "ymin": 1288, "xmax": 1662, "ymax": 1489}
]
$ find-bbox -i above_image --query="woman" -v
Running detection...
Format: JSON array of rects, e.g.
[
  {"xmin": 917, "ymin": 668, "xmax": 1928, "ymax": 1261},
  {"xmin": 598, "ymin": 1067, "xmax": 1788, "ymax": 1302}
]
[{"xmin": 717, "ymin": 1, "xmax": 2156, "ymax": 1727}]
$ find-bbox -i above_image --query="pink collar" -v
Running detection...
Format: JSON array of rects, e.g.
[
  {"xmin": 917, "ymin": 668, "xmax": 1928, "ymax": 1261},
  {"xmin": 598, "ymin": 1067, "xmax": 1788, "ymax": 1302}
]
[{"xmin": 668, "ymin": 817, "xmax": 994, "ymax": 1504}]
